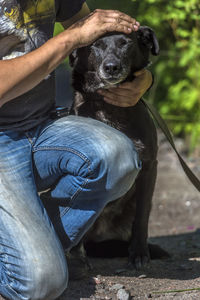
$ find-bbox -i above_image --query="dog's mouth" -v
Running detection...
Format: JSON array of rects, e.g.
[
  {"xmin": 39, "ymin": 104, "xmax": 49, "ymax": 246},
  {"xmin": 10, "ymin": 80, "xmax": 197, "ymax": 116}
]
[{"xmin": 98, "ymin": 65, "xmax": 130, "ymax": 88}]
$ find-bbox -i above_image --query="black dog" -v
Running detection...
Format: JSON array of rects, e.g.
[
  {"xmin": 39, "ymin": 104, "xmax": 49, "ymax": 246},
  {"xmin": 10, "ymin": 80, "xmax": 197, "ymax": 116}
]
[{"xmin": 69, "ymin": 26, "xmax": 168, "ymax": 270}]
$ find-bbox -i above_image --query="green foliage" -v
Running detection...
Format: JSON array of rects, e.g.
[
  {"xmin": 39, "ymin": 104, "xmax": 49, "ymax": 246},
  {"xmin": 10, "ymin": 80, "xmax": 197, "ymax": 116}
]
[{"xmin": 87, "ymin": 0, "xmax": 200, "ymax": 151}]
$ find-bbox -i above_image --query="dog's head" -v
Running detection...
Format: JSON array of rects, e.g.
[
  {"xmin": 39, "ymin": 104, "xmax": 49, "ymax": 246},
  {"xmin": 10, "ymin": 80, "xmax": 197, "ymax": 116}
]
[{"xmin": 70, "ymin": 26, "xmax": 159, "ymax": 92}]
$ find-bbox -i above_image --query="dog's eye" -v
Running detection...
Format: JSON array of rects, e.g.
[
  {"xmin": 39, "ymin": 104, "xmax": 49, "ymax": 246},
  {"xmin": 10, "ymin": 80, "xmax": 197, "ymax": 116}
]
[
  {"xmin": 93, "ymin": 40, "xmax": 106, "ymax": 50},
  {"xmin": 117, "ymin": 39, "xmax": 132, "ymax": 48}
]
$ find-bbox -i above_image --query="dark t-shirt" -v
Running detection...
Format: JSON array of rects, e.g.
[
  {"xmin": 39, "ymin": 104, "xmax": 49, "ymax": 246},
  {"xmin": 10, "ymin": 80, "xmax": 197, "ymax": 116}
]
[{"xmin": 0, "ymin": 0, "xmax": 85, "ymax": 131}]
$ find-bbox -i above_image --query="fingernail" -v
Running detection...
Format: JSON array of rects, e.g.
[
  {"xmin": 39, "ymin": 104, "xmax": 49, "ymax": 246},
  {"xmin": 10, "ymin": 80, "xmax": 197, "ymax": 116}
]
[
  {"xmin": 133, "ymin": 25, "xmax": 138, "ymax": 30},
  {"xmin": 136, "ymin": 21, "xmax": 140, "ymax": 26},
  {"xmin": 128, "ymin": 28, "xmax": 132, "ymax": 32}
]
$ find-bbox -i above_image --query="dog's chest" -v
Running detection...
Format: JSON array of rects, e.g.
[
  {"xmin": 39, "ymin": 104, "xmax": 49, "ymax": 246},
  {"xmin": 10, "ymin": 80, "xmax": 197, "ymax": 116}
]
[
  {"xmin": 73, "ymin": 92, "xmax": 158, "ymax": 162},
  {"xmin": 95, "ymin": 105, "xmax": 129, "ymax": 132},
  {"xmin": 75, "ymin": 96, "xmax": 133, "ymax": 132}
]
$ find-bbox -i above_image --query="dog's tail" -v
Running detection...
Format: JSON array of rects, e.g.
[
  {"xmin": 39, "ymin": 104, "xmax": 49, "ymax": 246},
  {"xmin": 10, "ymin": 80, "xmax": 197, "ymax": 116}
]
[{"xmin": 85, "ymin": 240, "xmax": 170, "ymax": 259}]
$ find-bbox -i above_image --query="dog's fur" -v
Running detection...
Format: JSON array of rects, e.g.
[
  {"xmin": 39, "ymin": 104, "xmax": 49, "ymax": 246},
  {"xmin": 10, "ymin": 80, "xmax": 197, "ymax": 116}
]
[{"xmin": 69, "ymin": 27, "xmax": 168, "ymax": 269}]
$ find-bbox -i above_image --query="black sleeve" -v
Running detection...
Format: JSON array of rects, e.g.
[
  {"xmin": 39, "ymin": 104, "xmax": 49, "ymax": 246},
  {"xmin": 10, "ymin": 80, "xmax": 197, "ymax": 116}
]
[{"xmin": 55, "ymin": 0, "xmax": 86, "ymax": 22}]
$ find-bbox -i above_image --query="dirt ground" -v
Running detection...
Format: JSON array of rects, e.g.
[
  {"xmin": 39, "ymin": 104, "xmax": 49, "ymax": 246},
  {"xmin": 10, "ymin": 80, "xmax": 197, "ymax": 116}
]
[
  {"xmin": 60, "ymin": 132, "xmax": 200, "ymax": 300},
  {"xmin": 1, "ymin": 132, "xmax": 200, "ymax": 300}
]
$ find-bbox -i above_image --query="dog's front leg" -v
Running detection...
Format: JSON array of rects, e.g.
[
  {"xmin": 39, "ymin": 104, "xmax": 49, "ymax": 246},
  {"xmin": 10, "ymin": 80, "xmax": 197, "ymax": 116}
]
[
  {"xmin": 128, "ymin": 159, "xmax": 157, "ymax": 269},
  {"xmin": 67, "ymin": 240, "xmax": 92, "ymax": 280}
]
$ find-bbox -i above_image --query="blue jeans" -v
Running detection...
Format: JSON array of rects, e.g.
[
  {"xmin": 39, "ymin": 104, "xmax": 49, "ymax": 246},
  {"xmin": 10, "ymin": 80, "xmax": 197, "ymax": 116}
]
[{"xmin": 0, "ymin": 115, "xmax": 141, "ymax": 300}]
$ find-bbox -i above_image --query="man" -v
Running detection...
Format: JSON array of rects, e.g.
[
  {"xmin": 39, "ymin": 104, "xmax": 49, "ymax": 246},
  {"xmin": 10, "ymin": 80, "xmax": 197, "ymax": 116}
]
[{"xmin": 0, "ymin": 1, "xmax": 153, "ymax": 299}]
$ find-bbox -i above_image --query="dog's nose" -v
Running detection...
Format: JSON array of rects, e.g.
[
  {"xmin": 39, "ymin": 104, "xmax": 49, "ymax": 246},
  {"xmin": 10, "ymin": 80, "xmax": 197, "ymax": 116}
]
[{"xmin": 103, "ymin": 61, "xmax": 121, "ymax": 76}]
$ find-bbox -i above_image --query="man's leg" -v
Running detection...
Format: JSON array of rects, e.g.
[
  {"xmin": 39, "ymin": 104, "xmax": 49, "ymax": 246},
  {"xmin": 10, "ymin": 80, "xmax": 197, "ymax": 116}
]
[
  {"xmin": 33, "ymin": 115, "xmax": 141, "ymax": 249},
  {"xmin": 0, "ymin": 131, "xmax": 68, "ymax": 300}
]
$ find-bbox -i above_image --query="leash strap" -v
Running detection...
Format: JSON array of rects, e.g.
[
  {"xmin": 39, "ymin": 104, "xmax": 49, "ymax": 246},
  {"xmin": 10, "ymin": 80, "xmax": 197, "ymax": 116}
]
[{"xmin": 141, "ymin": 98, "xmax": 200, "ymax": 193}]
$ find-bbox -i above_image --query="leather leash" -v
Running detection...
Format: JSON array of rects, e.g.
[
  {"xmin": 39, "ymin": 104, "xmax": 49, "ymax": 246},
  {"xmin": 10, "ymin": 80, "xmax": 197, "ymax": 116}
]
[{"xmin": 141, "ymin": 98, "xmax": 200, "ymax": 193}]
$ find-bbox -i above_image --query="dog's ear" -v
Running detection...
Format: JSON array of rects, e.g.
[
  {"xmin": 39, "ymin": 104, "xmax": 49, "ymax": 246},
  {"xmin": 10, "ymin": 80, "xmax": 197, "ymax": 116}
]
[
  {"xmin": 69, "ymin": 49, "xmax": 78, "ymax": 68},
  {"xmin": 136, "ymin": 26, "xmax": 159, "ymax": 56}
]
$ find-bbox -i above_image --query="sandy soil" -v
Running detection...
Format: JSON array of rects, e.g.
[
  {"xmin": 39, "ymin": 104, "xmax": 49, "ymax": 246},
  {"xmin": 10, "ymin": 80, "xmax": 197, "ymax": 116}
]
[{"xmin": 1, "ymin": 132, "xmax": 200, "ymax": 300}]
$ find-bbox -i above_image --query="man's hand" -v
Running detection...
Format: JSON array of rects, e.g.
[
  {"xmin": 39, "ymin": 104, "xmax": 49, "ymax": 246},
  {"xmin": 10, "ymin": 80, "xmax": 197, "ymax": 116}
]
[
  {"xmin": 69, "ymin": 9, "xmax": 140, "ymax": 48},
  {"xmin": 97, "ymin": 69, "xmax": 153, "ymax": 107}
]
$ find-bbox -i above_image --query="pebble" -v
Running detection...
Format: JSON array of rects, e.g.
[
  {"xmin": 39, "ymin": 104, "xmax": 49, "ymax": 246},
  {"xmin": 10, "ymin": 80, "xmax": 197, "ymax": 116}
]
[
  {"xmin": 93, "ymin": 277, "xmax": 101, "ymax": 284},
  {"xmin": 109, "ymin": 284, "xmax": 124, "ymax": 291},
  {"xmin": 117, "ymin": 288, "xmax": 130, "ymax": 300},
  {"xmin": 138, "ymin": 274, "xmax": 147, "ymax": 279},
  {"xmin": 97, "ymin": 288, "xmax": 105, "ymax": 294}
]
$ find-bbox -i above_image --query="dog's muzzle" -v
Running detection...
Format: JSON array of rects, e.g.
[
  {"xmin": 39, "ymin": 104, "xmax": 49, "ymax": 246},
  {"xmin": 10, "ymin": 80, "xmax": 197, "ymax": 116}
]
[
  {"xmin": 98, "ymin": 57, "xmax": 130, "ymax": 86},
  {"xmin": 103, "ymin": 59, "xmax": 122, "ymax": 77}
]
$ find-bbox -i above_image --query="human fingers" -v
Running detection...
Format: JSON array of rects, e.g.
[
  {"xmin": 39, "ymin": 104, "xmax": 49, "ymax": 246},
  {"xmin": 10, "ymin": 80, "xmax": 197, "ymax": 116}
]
[
  {"xmin": 98, "ymin": 89, "xmax": 139, "ymax": 107},
  {"xmin": 99, "ymin": 10, "xmax": 140, "ymax": 31},
  {"xmin": 101, "ymin": 17, "xmax": 136, "ymax": 31},
  {"xmin": 133, "ymin": 69, "xmax": 146, "ymax": 76},
  {"xmin": 98, "ymin": 87, "xmax": 133, "ymax": 98},
  {"xmin": 98, "ymin": 11, "xmax": 138, "ymax": 34},
  {"xmin": 103, "ymin": 95, "xmax": 136, "ymax": 107},
  {"xmin": 96, "ymin": 9, "xmax": 139, "ymax": 25},
  {"xmin": 133, "ymin": 69, "xmax": 153, "ymax": 91},
  {"xmin": 101, "ymin": 22, "xmax": 133, "ymax": 34},
  {"xmin": 116, "ymin": 71, "xmax": 146, "ymax": 90},
  {"xmin": 117, "ymin": 70, "xmax": 152, "ymax": 92}
]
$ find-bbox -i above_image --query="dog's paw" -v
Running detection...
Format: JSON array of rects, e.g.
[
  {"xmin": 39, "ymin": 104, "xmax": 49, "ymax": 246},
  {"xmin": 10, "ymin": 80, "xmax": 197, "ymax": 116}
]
[
  {"xmin": 66, "ymin": 252, "xmax": 92, "ymax": 280},
  {"xmin": 66, "ymin": 241, "xmax": 93, "ymax": 281},
  {"xmin": 128, "ymin": 241, "xmax": 150, "ymax": 270}
]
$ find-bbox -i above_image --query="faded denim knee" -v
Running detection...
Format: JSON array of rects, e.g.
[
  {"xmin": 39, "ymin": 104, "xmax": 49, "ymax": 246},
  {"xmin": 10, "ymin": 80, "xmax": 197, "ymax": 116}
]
[
  {"xmin": 0, "ymin": 209, "xmax": 68, "ymax": 300},
  {"xmin": 0, "ymin": 242, "xmax": 68, "ymax": 300},
  {"xmin": 82, "ymin": 121, "xmax": 142, "ymax": 202}
]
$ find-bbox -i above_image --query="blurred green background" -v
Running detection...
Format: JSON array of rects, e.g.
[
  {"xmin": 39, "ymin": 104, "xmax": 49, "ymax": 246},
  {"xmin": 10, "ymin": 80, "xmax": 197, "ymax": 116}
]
[{"xmin": 54, "ymin": 0, "xmax": 200, "ymax": 153}]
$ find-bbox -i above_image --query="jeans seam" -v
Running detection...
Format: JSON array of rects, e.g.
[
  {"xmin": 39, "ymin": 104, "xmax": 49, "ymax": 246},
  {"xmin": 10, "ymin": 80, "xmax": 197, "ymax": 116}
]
[
  {"xmin": 59, "ymin": 177, "xmax": 90, "ymax": 218},
  {"xmin": 33, "ymin": 146, "xmax": 92, "ymax": 165},
  {"xmin": 58, "ymin": 155, "xmax": 92, "ymax": 217}
]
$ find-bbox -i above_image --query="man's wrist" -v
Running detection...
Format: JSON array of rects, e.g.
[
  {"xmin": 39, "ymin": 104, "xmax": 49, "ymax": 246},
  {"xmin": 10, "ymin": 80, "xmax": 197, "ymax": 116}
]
[
  {"xmin": 54, "ymin": 28, "xmax": 80, "ymax": 57},
  {"xmin": 66, "ymin": 27, "xmax": 82, "ymax": 49}
]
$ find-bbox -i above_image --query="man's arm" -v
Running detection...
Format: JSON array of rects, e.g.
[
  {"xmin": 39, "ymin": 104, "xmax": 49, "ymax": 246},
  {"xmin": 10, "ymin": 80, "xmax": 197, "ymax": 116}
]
[{"xmin": 0, "ymin": 8, "xmax": 139, "ymax": 108}]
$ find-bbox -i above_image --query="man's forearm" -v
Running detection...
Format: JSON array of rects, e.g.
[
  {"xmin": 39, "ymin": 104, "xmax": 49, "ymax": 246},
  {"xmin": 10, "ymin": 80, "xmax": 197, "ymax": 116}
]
[{"xmin": 0, "ymin": 31, "xmax": 78, "ymax": 107}]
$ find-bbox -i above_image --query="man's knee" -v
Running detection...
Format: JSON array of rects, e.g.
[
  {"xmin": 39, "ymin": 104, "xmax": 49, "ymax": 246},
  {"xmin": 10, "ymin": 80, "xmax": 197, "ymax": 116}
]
[
  {"xmin": 27, "ymin": 252, "xmax": 68, "ymax": 300},
  {"xmin": 82, "ymin": 124, "xmax": 142, "ymax": 200},
  {"xmin": 1, "ymin": 237, "xmax": 68, "ymax": 300},
  {"xmin": 3, "ymin": 257, "xmax": 68, "ymax": 300}
]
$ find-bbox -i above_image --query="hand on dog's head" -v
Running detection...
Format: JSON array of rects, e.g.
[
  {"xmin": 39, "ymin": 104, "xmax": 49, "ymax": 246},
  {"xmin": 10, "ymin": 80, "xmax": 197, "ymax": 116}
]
[{"xmin": 70, "ymin": 26, "xmax": 159, "ymax": 92}]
